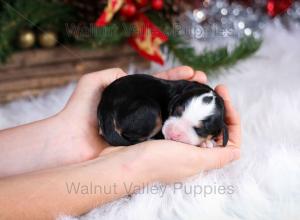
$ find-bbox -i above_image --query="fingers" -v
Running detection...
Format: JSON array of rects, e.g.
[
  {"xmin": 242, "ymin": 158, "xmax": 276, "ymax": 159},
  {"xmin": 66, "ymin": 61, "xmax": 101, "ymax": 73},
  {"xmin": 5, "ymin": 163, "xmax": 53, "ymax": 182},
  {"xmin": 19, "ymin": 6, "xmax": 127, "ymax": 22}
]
[
  {"xmin": 73, "ymin": 68, "xmax": 127, "ymax": 101},
  {"xmin": 154, "ymin": 66, "xmax": 207, "ymax": 83},
  {"xmin": 214, "ymin": 85, "xmax": 240, "ymax": 125},
  {"xmin": 170, "ymin": 141, "xmax": 240, "ymax": 171},
  {"xmin": 188, "ymin": 70, "xmax": 207, "ymax": 84},
  {"xmin": 82, "ymin": 68, "xmax": 127, "ymax": 89},
  {"xmin": 214, "ymin": 85, "xmax": 241, "ymax": 147},
  {"xmin": 65, "ymin": 68, "xmax": 127, "ymax": 118},
  {"xmin": 161, "ymin": 140, "xmax": 240, "ymax": 171},
  {"xmin": 197, "ymin": 146, "xmax": 240, "ymax": 170},
  {"xmin": 154, "ymin": 66, "xmax": 194, "ymax": 80}
]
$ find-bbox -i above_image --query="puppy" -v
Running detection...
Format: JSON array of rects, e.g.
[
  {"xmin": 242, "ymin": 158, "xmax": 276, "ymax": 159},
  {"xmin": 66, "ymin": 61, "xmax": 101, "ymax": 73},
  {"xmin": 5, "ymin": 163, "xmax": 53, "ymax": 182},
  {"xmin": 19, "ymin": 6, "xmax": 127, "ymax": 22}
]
[{"xmin": 97, "ymin": 74, "xmax": 228, "ymax": 147}]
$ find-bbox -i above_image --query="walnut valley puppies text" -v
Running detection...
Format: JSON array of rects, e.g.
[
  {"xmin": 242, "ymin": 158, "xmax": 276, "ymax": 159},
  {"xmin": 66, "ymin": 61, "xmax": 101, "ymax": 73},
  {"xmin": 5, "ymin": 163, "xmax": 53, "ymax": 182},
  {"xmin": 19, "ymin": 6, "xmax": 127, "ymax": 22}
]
[{"xmin": 65, "ymin": 181, "xmax": 235, "ymax": 198}]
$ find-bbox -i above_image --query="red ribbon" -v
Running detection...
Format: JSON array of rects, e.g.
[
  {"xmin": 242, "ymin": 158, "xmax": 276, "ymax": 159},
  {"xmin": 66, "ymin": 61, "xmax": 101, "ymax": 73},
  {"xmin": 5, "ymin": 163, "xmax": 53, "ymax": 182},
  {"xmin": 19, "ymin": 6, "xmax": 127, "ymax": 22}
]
[{"xmin": 128, "ymin": 14, "xmax": 168, "ymax": 65}]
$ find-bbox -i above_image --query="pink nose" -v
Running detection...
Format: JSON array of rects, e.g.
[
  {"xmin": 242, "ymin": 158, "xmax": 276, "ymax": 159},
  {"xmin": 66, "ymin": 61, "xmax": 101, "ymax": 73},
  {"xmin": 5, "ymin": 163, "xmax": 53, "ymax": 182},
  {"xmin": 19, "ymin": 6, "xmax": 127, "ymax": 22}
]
[{"xmin": 165, "ymin": 125, "xmax": 183, "ymax": 141}]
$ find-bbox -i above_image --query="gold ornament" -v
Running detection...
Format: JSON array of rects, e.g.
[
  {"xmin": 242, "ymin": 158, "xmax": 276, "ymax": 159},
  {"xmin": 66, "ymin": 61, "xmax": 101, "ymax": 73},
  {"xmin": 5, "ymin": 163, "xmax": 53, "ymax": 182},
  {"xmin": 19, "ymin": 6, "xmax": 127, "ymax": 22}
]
[
  {"xmin": 18, "ymin": 30, "xmax": 36, "ymax": 49},
  {"xmin": 38, "ymin": 31, "xmax": 58, "ymax": 48}
]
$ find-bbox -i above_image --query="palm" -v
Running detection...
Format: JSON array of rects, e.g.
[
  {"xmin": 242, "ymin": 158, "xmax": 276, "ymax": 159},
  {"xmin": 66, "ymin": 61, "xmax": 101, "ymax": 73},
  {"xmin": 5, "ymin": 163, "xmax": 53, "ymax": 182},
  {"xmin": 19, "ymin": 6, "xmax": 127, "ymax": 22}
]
[{"xmin": 60, "ymin": 66, "xmax": 240, "ymax": 162}]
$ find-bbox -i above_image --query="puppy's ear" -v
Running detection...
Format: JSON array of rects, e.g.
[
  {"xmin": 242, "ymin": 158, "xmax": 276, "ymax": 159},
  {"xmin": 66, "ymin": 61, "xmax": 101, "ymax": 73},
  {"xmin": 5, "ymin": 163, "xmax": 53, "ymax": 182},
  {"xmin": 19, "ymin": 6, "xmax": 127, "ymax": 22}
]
[
  {"xmin": 215, "ymin": 93, "xmax": 229, "ymax": 147},
  {"xmin": 222, "ymin": 123, "xmax": 229, "ymax": 147}
]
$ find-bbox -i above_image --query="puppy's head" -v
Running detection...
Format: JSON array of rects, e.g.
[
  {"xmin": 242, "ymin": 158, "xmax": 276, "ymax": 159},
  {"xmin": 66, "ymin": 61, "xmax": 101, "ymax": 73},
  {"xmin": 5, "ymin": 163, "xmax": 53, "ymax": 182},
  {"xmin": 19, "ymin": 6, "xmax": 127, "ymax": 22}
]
[{"xmin": 162, "ymin": 88, "xmax": 228, "ymax": 146}]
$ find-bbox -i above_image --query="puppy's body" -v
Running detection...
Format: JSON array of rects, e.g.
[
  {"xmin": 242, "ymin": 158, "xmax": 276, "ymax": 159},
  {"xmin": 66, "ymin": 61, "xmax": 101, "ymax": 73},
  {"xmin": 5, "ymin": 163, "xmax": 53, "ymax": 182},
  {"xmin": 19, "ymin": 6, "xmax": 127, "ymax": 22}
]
[{"xmin": 98, "ymin": 74, "xmax": 228, "ymax": 147}]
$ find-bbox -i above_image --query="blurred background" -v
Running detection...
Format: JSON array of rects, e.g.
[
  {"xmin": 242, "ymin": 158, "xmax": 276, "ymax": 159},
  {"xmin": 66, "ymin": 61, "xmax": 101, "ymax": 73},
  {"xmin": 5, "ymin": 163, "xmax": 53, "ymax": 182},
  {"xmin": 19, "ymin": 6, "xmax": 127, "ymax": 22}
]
[
  {"xmin": 0, "ymin": 0, "xmax": 299, "ymax": 103},
  {"xmin": 1, "ymin": 2, "xmax": 300, "ymax": 219}
]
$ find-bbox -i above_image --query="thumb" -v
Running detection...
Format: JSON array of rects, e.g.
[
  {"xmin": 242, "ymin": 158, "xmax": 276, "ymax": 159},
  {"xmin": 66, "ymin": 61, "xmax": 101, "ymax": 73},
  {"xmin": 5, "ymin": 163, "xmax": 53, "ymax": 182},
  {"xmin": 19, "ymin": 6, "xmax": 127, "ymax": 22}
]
[
  {"xmin": 76, "ymin": 68, "xmax": 127, "ymax": 96},
  {"xmin": 198, "ymin": 146, "xmax": 240, "ymax": 170},
  {"xmin": 65, "ymin": 68, "xmax": 127, "ymax": 114}
]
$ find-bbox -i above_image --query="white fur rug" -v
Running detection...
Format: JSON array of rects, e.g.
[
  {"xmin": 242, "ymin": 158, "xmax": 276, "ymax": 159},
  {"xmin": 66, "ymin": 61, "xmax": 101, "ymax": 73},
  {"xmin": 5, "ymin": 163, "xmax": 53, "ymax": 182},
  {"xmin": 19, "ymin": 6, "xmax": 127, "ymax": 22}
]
[{"xmin": 1, "ymin": 24, "xmax": 300, "ymax": 220}]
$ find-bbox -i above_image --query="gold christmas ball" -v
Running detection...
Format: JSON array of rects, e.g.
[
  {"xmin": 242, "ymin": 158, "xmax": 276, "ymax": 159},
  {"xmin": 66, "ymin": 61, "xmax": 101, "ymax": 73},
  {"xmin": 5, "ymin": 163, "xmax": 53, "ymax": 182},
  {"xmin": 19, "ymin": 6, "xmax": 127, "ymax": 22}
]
[
  {"xmin": 38, "ymin": 31, "xmax": 58, "ymax": 48},
  {"xmin": 18, "ymin": 30, "xmax": 36, "ymax": 49}
]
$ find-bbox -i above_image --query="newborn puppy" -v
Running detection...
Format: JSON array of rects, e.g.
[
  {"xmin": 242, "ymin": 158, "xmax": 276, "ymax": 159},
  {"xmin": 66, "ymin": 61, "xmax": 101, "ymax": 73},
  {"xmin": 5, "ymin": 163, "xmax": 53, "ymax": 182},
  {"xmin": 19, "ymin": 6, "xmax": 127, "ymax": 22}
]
[
  {"xmin": 97, "ymin": 74, "xmax": 228, "ymax": 147},
  {"xmin": 163, "ymin": 88, "xmax": 227, "ymax": 148}
]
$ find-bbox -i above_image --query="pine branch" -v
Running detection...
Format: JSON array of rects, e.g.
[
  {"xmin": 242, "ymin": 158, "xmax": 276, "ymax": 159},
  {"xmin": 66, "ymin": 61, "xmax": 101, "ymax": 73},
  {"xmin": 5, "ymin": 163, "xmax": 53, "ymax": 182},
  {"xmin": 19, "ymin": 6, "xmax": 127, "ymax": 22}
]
[
  {"xmin": 146, "ymin": 11, "xmax": 261, "ymax": 72},
  {"xmin": 0, "ymin": 0, "xmax": 261, "ymax": 71},
  {"xmin": 167, "ymin": 36, "xmax": 262, "ymax": 73}
]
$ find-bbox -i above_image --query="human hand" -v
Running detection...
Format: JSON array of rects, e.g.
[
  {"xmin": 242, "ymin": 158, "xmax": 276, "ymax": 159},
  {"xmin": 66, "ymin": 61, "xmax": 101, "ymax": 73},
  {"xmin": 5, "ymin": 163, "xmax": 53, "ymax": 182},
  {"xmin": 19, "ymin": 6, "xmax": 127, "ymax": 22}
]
[
  {"xmin": 145, "ymin": 85, "xmax": 241, "ymax": 183},
  {"xmin": 214, "ymin": 85, "xmax": 241, "ymax": 148},
  {"xmin": 0, "ymin": 66, "xmax": 215, "ymax": 177},
  {"xmin": 56, "ymin": 66, "xmax": 206, "ymax": 163},
  {"xmin": 96, "ymin": 67, "xmax": 241, "ymax": 183},
  {"xmin": 99, "ymin": 84, "xmax": 241, "ymax": 183}
]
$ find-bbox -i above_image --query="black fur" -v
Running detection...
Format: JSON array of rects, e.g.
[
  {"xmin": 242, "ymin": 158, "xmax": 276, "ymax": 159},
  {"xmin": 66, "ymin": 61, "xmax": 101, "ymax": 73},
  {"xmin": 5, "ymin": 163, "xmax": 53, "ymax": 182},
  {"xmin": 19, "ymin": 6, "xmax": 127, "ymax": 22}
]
[{"xmin": 97, "ymin": 74, "xmax": 228, "ymax": 146}]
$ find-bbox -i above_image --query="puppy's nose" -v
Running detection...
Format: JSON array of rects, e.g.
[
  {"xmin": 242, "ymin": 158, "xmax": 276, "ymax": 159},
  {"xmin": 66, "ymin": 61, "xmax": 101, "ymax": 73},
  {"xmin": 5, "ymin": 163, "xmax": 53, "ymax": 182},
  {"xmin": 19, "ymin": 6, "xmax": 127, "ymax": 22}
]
[
  {"xmin": 169, "ymin": 131, "xmax": 182, "ymax": 141},
  {"xmin": 165, "ymin": 125, "xmax": 183, "ymax": 141}
]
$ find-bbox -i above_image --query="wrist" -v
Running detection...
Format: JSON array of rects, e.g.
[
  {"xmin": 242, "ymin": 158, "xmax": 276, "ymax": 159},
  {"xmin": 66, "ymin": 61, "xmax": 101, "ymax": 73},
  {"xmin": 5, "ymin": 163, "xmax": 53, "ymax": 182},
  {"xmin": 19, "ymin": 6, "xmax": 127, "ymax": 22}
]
[
  {"xmin": 45, "ymin": 113, "xmax": 95, "ymax": 165},
  {"xmin": 129, "ymin": 143, "xmax": 162, "ymax": 184},
  {"xmin": 107, "ymin": 145, "xmax": 157, "ymax": 190}
]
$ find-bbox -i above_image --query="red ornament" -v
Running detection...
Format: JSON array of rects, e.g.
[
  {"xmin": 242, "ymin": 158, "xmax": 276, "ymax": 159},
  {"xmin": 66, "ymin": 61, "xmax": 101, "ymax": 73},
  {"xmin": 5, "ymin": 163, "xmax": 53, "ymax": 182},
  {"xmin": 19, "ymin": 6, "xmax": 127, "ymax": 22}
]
[
  {"xmin": 267, "ymin": 0, "xmax": 293, "ymax": 17},
  {"xmin": 151, "ymin": 0, "xmax": 164, "ymax": 10},
  {"xmin": 120, "ymin": 3, "xmax": 137, "ymax": 17},
  {"xmin": 135, "ymin": 0, "xmax": 148, "ymax": 7},
  {"xmin": 95, "ymin": 0, "xmax": 169, "ymax": 64}
]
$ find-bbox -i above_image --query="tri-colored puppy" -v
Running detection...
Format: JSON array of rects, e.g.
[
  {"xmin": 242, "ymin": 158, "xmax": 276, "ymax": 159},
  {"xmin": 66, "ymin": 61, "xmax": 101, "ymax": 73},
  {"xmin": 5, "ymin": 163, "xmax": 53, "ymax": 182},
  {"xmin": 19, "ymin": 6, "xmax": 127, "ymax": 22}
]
[{"xmin": 97, "ymin": 74, "xmax": 228, "ymax": 147}]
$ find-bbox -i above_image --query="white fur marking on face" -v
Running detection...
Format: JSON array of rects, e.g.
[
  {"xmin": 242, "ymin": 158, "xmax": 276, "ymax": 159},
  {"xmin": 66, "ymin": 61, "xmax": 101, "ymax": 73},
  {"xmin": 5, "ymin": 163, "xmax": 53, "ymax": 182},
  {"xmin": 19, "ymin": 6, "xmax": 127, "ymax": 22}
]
[
  {"xmin": 162, "ymin": 116, "xmax": 205, "ymax": 145},
  {"xmin": 182, "ymin": 91, "xmax": 216, "ymax": 127},
  {"xmin": 162, "ymin": 91, "xmax": 217, "ymax": 146}
]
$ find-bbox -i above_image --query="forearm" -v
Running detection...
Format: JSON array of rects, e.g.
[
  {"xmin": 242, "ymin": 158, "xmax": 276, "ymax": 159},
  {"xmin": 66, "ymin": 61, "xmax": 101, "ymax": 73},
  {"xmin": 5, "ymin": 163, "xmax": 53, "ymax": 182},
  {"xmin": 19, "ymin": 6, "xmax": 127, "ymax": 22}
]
[
  {"xmin": 0, "ymin": 115, "xmax": 102, "ymax": 177},
  {"xmin": 0, "ymin": 148, "xmax": 149, "ymax": 220},
  {"xmin": 0, "ymin": 116, "xmax": 59, "ymax": 176}
]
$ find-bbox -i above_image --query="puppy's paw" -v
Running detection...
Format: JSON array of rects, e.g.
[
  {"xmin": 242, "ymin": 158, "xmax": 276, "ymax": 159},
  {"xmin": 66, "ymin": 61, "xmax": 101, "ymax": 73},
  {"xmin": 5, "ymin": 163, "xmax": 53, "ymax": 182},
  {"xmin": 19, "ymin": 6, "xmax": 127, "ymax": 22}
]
[{"xmin": 200, "ymin": 140, "xmax": 216, "ymax": 148}]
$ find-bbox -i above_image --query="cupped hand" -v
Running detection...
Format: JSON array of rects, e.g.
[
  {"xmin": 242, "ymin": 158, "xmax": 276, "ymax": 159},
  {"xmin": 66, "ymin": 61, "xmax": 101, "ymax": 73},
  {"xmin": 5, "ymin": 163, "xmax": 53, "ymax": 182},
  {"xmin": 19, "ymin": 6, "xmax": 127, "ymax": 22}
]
[
  {"xmin": 57, "ymin": 65, "xmax": 240, "ymax": 183},
  {"xmin": 99, "ymin": 82, "xmax": 241, "ymax": 183},
  {"xmin": 55, "ymin": 68, "xmax": 126, "ymax": 162},
  {"xmin": 56, "ymin": 66, "xmax": 207, "ymax": 162}
]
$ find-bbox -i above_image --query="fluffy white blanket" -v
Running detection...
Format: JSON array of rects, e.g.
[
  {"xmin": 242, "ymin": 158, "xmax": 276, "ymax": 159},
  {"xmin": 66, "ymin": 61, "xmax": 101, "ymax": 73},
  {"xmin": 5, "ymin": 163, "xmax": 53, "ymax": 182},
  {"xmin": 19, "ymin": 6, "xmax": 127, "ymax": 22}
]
[{"xmin": 1, "ymin": 24, "xmax": 300, "ymax": 220}]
